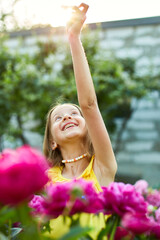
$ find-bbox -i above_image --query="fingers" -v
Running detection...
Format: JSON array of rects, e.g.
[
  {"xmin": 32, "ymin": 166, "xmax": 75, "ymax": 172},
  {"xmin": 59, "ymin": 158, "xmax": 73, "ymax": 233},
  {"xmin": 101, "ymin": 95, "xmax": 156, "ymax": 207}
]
[
  {"xmin": 70, "ymin": 6, "xmax": 82, "ymax": 22},
  {"xmin": 71, "ymin": 3, "xmax": 88, "ymax": 23},
  {"xmin": 63, "ymin": 3, "xmax": 89, "ymax": 14},
  {"xmin": 78, "ymin": 3, "xmax": 89, "ymax": 14},
  {"xmin": 66, "ymin": 3, "xmax": 89, "ymax": 34},
  {"xmin": 72, "ymin": 6, "xmax": 81, "ymax": 14},
  {"xmin": 72, "ymin": 3, "xmax": 89, "ymax": 15}
]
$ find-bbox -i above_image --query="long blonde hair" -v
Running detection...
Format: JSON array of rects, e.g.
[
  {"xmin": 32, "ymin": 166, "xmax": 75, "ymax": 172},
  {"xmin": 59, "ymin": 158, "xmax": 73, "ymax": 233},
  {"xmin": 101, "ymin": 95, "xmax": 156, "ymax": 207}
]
[{"xmin": 43, "ymin": 103, "xmax": 94, "ymax": 167}]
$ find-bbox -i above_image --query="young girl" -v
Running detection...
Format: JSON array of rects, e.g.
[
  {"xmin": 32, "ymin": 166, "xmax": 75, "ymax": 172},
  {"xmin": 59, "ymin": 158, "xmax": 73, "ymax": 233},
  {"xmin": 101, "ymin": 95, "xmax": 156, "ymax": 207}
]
[{"xmin": 43, "ymin": 3, "xmax": 117, "ymax": 239}]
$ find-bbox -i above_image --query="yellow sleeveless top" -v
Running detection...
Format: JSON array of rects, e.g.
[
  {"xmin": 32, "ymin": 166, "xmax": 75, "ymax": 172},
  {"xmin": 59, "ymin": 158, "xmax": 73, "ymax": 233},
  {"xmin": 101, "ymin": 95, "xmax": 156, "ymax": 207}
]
[{"xmin": 47, "ymin": 156, "xmax": 108, "ymax": 240}]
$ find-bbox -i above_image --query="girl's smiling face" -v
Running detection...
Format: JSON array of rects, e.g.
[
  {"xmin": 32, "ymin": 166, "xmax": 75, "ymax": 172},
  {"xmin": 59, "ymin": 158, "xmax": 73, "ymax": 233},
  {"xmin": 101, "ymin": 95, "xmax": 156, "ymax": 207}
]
[{"xmin": 50, "ymin": 104, "xmax": 87, "ymax": 146}]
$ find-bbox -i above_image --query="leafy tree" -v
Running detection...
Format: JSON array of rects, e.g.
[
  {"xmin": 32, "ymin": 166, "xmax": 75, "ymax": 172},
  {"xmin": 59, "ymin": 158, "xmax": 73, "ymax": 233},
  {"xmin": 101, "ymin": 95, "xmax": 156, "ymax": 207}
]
[
  {"xmin": 0, "ymin": 0, "xmax": 20, "ymax": 32},
  {"xmin": 0, "ymin": 28, "xmax": 159, "ymax": 152}
]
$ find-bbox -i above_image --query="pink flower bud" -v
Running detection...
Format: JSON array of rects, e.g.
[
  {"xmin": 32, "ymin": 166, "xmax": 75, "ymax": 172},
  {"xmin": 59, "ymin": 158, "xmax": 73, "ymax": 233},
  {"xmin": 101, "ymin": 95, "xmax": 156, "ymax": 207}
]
[
  {"xmin": 146, "ymin": 190, "xmax": 160, "ymax": 208},
  {"xmin": 134, "ymin": 179, "xmax": 148, "ymax": 195}
]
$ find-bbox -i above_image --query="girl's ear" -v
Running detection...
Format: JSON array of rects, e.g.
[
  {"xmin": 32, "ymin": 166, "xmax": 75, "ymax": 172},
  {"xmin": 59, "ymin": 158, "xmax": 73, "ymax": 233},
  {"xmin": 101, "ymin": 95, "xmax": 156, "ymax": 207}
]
[{"xmin": 51, "ymin": 141, "xmax": 58, "ymax": 150}]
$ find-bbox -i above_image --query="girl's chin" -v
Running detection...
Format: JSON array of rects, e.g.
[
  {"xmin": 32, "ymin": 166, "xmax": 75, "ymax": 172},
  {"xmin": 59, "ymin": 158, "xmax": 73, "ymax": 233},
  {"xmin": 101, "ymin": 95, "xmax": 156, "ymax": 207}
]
[
  {"xmin": 65, "ymin": 132, "xmax": 81, "ymax": 139},
  {"xmin": 62, "ymin": 131, "xmax": 86, "ymax": 141}
]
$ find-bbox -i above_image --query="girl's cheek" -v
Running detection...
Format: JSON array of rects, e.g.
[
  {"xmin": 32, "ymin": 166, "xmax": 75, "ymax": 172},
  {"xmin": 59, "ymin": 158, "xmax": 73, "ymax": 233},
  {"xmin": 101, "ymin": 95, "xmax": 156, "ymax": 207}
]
[
  {"xmin": 52, "ymin": 123, "xmax": 61, "ymax": 136},
  {"xmin": 51, "ymin": 125, "xmax": 56, "ymax": 137}
]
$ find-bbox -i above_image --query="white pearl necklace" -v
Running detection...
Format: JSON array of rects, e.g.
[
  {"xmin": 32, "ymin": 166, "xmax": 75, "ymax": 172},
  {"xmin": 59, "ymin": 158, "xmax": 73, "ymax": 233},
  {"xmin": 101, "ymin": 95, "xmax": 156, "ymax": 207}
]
[{"xmin": 62, "ymin": 153, "xmax": 88, "ymax": 163}]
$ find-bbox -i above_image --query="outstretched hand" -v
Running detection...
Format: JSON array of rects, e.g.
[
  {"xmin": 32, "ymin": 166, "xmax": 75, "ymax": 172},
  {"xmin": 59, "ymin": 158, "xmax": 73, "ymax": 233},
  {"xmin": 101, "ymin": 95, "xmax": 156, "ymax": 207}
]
[{"xmin": 66, "ymin": 3, "xmax": 89, "ymax": 37}]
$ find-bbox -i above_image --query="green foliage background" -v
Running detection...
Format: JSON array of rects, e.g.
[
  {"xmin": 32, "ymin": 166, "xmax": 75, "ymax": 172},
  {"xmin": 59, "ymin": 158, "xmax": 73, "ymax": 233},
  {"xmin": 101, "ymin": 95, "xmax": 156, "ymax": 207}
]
[{"xmin": 0, "ymin": 28, "xmax": 160, "ymax": 151}]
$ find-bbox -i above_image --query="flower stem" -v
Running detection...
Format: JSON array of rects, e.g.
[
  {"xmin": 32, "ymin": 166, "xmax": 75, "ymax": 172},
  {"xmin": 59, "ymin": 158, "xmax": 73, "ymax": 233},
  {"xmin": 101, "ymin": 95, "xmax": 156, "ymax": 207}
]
[{"xmin": 109, "ymin": 215, "xmax": 120, "ymax": 240}]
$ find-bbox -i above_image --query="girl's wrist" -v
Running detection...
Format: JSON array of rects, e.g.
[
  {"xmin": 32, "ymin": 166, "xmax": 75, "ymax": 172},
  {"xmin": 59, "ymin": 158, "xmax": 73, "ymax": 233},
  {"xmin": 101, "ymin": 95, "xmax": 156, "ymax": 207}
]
[{"xmin": 68, "ymin": 33, "xmax": 81, "ymax": 44}]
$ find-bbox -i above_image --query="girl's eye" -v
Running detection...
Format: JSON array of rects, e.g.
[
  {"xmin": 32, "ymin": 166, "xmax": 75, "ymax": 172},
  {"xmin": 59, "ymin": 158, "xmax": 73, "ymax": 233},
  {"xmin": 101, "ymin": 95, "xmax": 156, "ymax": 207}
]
[
  {"xmin": 71, "ymin": 111, "xmax": 78, "ymax": 116},
  {"xmin": 55, "ymin": 116, "xmax": 61, "ymax": 122}
]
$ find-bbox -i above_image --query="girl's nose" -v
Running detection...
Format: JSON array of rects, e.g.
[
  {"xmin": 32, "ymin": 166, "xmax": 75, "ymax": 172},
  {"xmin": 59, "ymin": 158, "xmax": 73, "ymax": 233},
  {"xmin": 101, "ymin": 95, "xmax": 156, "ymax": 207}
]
[{"xmin": 63, "ymin": 114, "xmax": 72, "ymax": 121}]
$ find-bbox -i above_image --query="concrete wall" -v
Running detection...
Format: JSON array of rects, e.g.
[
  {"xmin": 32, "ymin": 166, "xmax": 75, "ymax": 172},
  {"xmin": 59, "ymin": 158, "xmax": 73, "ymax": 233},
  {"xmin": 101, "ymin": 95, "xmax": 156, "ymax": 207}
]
[
  {"xmin": 5, "ymin": 16, "xmax": 160, "ymax": 186},
  {"xmin": 100, "ymin": 17, "xmax": 160, "ymax": 76},
  {"xmin": 99, "ymin": 17, "xmax": 160, "ymax": 186},
  {"xmin": 115, "ymin": 92, "xmax": 160, "ymax": 186}
]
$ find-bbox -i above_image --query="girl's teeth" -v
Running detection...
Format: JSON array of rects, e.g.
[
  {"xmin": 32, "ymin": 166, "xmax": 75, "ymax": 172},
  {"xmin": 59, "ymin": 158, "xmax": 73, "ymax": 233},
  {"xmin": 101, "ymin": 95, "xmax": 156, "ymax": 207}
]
[{"xmin": 65, "ymin": 124, "xmax": 74, "ymax": 130}]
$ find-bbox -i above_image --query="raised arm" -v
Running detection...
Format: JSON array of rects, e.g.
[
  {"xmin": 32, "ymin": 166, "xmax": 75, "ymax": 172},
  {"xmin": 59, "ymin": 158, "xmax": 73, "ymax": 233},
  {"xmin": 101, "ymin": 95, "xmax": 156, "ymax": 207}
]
[{"xmin": 67, "ymin": 3, "xmax": 117, "ymax": 186}]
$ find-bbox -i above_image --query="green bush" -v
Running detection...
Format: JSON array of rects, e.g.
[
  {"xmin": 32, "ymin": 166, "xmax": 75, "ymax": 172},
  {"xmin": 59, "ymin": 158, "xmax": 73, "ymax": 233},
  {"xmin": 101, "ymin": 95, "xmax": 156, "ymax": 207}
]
[{"xmin": 0, "ymin": 29, "xmax": 159, "ymax": 151}]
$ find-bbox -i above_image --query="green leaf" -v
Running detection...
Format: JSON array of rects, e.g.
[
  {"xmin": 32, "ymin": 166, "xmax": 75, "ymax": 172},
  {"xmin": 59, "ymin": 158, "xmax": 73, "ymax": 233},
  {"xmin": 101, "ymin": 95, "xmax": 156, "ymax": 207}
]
[
  {"xmin": 97, "ymin": 227, "xmax": 109, "ymax": 240},
  {"xmin": 0, "ymin": 206, "xmax": 16, "ymax": 225},
  {"xmin": 97, "ymin": 215, "xmax": 120, "ymax": 240},
  {"xmin": 41, "ymin": 221, "xmax": 51, "ymax": 234},
  {"xmin": 0, "ymin": 232, "xmax": 8, "ymax": 240},
  {"xmin": 11, "ymin": 227, "xmax": 22, "ymax": 237}
]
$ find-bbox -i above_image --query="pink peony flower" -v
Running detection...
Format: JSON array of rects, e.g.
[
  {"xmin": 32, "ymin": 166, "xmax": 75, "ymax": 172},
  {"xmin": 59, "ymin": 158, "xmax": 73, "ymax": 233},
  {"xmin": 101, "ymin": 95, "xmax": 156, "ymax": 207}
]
[
  {"xmin": 121, "ymin": 212, "xmax": 152, "ymax": 235},
  {"xmin": 0, "ymin": 145, "xmax": 49, "ymax": 205},
  {"xmin": 42, "ymin": 182, "xmax": 71, "ymax": 218},
  {"xmin": 29, "ymin": 179, "xmax": 103, "ymax": 218},
  {"xmin": 69, "ymin": 179, "xmax": 103, "ymax": 215},
  {"xmin": 100, "ymin": 182, "xmax": 148, "ymax": 216},
  {"xmin": 155, "ymin": 208, "xmax": 160, "ymax": 223},
  {"xmin": 29, "ymin": 195, "xmax": 45, "ymax": 215},
  {"xmin": 146, "ymin": 189, "xmax": 160, "ymax": 207},
  {"xmin": 134, "ymin": 179, "xmax": 148, "ymax": 196}
]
